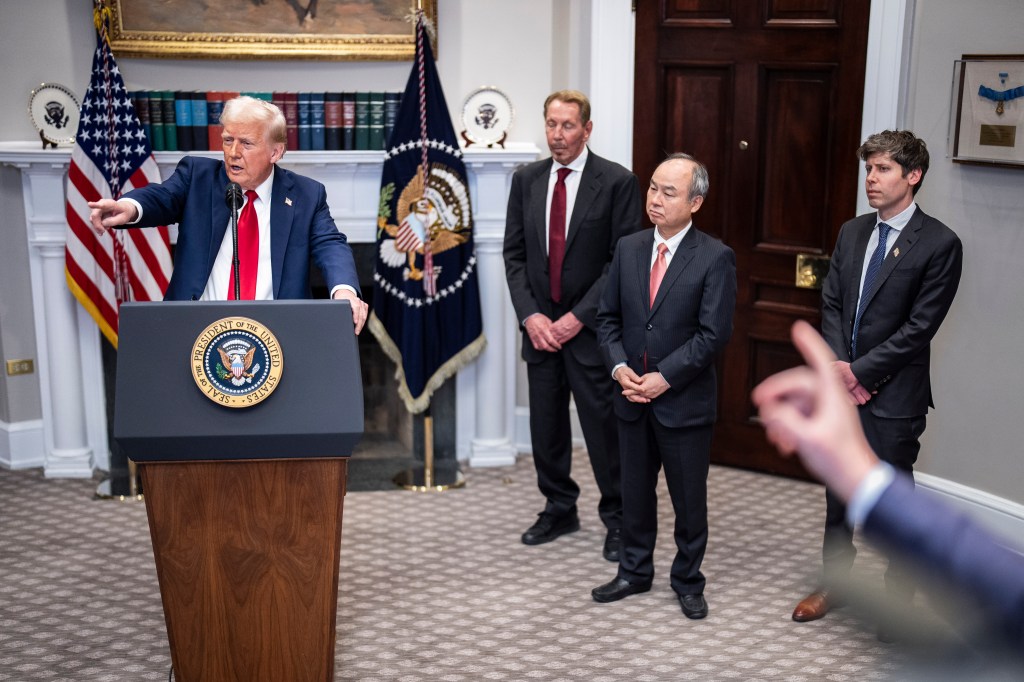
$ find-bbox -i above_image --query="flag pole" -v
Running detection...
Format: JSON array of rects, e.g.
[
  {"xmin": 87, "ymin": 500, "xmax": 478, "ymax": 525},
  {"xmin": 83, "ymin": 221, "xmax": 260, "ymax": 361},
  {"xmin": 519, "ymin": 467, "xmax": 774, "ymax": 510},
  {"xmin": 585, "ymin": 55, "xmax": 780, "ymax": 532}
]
[{"xmin": 393, "ymin": 405, "xmax": 465, "ymax": 491}]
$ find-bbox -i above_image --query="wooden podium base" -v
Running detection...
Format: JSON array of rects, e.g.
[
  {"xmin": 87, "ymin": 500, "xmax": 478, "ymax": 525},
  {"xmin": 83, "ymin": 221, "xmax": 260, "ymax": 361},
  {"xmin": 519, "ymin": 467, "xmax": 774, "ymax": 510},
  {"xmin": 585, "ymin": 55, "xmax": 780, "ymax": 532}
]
[{"xmin": 139, "ymin": 458, "xmax": 348, "ymax": 682}]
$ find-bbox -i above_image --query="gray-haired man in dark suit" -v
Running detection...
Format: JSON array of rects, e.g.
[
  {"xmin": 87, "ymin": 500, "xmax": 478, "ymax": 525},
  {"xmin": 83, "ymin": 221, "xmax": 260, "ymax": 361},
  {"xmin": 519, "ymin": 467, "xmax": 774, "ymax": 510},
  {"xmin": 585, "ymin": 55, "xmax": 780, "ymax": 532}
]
[{"xmin": 503, "ymin": 90, "xmax": 643, "ymax": 562}]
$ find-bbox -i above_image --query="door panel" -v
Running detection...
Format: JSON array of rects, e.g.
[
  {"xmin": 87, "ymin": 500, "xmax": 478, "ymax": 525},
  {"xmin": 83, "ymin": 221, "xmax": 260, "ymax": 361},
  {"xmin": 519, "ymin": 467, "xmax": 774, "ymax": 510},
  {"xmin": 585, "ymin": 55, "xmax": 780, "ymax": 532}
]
[{"xmin": 634, "ymin": 0, "xmax": 869, "ymax": 478}]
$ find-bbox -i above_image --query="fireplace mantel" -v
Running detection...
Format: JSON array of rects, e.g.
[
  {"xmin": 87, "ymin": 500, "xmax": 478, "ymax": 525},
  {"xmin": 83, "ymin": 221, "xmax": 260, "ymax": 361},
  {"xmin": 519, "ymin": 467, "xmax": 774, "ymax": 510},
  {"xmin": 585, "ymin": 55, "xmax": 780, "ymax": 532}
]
[{"xmin": 0, "ymin": 142, "xmax": 539, "ymax": 477}]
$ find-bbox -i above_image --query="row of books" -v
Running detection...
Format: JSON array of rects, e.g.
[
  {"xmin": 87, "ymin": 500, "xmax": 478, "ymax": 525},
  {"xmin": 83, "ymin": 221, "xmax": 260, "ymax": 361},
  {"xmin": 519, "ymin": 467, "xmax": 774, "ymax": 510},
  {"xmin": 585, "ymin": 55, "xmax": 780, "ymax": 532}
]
[{"xmin": 128, "ymin": 91, "xmax": 404, "ymax": 153}]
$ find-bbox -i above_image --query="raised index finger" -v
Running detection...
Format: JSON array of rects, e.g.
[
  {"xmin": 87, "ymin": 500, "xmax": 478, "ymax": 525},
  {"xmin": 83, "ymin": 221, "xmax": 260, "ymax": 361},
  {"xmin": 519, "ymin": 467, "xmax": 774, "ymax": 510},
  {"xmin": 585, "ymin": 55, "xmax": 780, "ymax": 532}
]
[{"xmin": 790, "ymin": 320, "xmax": 837, "ymax": 375}]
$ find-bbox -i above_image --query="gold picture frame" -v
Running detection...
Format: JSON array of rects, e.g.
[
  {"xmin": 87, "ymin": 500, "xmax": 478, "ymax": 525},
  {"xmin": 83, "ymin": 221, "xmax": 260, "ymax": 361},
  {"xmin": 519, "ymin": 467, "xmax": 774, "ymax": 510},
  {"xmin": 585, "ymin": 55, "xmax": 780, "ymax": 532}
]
[{"xmin": 107, "ymin": 0, "xmax": 437, "ymax": 61}]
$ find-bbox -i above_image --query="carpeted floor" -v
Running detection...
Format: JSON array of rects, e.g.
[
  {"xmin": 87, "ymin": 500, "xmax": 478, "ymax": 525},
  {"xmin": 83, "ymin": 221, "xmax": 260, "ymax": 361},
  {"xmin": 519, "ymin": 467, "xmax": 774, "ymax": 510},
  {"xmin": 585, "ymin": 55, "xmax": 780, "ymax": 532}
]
[{"xmin": 0, "ymin": 453, "xmax": 959, "ymax": 681}]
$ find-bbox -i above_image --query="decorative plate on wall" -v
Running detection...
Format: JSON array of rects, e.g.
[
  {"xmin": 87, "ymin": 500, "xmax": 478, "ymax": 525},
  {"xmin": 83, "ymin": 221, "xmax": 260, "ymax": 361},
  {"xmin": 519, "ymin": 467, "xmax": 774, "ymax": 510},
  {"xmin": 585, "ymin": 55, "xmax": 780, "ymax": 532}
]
[
  {"xmin": 28, "ymin": 83, "xmax": 81, "ymax": 146},
  {"xmin": 461, "ymin": 86, "xmax": 513, "ymax": 148}
]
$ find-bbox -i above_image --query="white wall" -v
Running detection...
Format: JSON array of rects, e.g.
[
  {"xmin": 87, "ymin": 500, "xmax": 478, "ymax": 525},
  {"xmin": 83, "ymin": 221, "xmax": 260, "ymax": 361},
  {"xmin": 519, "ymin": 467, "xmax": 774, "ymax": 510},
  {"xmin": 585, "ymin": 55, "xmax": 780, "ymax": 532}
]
[{"xmin": 903, "ymin": 0, "xmax": 1024, "ymax": 502}]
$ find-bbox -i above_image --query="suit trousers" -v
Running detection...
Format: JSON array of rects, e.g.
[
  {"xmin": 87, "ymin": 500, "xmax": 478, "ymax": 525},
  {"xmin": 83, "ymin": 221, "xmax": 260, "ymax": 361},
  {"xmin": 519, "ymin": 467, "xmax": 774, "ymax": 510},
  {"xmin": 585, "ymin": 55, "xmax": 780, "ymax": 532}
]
[
  {"xmin": 526, "ymin": 340, "xmax": 622, "ymax": 529},
  {"xmin": 823, "ymin": 408, "xmax": 926, "ymax": 593},
  {"xmin": 616, "ymin": 410, "xmax": 713, "ymax": 596}
]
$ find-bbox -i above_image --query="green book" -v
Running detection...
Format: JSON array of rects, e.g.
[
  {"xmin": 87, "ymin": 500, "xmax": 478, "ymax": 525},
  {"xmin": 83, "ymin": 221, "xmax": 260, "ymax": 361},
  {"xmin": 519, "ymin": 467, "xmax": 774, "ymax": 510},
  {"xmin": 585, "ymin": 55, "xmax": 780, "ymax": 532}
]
[
  {"xmin": 161, "ymin": 91, "xmax": 178, "ymax": 152},
  {"xmin": 148, "ymin": 90, "xmax": 165, "ymax": 152},
  {"xmin": 241, "ymin": 91, "xmax": 273, "ymax": 102},
  {"xmin": 354, "ymin": 92, "xmax": 370, "ymax": 151},
  {"xmin": 368, "ymin": 91, "xmax": 385, "ymax": 150}
]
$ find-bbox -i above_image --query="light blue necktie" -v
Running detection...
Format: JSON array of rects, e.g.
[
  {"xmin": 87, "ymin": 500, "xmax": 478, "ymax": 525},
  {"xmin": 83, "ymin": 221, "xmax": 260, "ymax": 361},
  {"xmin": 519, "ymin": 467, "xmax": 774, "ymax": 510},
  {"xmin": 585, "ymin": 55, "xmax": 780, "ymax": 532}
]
[{"xmin": 851, "ymin": 222, "xmax": 892, "ymax": 358}]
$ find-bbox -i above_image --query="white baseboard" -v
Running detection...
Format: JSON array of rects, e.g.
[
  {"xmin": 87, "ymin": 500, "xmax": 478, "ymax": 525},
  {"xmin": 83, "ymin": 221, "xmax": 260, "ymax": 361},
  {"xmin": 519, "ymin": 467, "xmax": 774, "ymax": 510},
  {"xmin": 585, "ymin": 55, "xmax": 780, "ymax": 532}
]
[
  {"xmin": 0, "ymin": 419, "xmax": 45, "ymax": 470},
  {"xmin": 915, "ymin": 472, "xmax": 1024, "ymax": 553}
]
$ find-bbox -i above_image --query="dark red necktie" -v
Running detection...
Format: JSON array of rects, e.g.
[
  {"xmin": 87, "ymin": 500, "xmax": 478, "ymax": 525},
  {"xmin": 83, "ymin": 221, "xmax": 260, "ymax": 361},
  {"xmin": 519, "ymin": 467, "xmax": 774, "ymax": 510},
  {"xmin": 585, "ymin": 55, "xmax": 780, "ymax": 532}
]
[
  {"xmin": 548, "ymin": 167, "xmax": 572, "ymax": 303},
  {"xmin": 227, "ymin": 190, "xmax": 259, "ymax": 300}
]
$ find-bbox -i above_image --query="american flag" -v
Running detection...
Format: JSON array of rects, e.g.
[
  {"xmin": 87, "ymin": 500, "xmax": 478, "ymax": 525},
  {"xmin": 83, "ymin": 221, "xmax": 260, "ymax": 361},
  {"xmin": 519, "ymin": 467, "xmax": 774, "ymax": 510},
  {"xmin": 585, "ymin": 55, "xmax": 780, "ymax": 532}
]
[{"xmin": 64, "ymin": 7, "xmax": 171, "ymax": 348}]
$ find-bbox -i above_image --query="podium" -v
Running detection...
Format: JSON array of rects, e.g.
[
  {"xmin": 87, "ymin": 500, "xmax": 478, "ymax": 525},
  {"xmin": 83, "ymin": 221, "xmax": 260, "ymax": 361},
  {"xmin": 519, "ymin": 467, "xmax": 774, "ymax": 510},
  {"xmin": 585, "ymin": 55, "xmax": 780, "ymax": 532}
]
[{"xmin": 114, "ymin": 301, "xmax": 362, "ymax": 682}]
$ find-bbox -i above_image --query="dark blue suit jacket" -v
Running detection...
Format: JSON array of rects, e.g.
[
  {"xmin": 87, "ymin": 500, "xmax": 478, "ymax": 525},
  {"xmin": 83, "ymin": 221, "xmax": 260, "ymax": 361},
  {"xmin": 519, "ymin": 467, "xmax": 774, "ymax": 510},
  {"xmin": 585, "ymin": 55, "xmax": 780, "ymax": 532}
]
[
  {"xmin": 866, "ymin": 474, "xmax": 1024, "ymax": 645},
  {"xmin": 123, "ymin": 156, "xmax": 358, "ymax": 301},
  {"xmin": 597, "ymin": 226, "xmax": 736, "ymax": 428}
]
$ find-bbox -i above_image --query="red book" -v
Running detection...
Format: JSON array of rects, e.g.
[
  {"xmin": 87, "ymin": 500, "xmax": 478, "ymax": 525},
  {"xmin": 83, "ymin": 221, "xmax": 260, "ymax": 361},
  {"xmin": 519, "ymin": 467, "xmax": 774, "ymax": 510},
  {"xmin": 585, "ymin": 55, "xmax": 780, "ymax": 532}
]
[
  {"xmin": 283, "ymin": 92, "xmax": 299, "ymax": 151},
  {"xmin": 206, "ymin": 91, "xmax": 225, "ymax": 151},
  {"xmin": 271, "ymin": 91, "xmax": 286, "ymax": 115}
]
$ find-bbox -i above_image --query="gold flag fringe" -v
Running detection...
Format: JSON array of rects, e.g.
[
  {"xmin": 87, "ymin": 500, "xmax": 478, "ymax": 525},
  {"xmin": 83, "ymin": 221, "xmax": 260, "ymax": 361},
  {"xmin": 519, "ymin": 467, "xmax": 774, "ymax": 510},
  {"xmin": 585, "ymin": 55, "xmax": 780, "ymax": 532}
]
[{"xmin": 368, "ymin": 312, "xmax": 487, "ymax": 415}]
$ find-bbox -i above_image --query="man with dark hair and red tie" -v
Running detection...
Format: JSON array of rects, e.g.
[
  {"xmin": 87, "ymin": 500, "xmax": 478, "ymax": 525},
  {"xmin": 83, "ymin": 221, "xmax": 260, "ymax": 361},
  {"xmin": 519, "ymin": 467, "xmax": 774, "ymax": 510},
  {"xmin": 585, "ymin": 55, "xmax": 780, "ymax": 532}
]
[
  {"xmin": 791, "ymin": 130, "xmax": 962, "ymax": 628},
  {"xmin": 591, "ymin": 153, "xmax": 735, "ymax": 619},
  {"xmin": 503, "ymin": 90, "xmax": 642, "ymax": 562},
  {"xmin": 88, "ymin": 95, "xmax": 366, "ymax": 333}
]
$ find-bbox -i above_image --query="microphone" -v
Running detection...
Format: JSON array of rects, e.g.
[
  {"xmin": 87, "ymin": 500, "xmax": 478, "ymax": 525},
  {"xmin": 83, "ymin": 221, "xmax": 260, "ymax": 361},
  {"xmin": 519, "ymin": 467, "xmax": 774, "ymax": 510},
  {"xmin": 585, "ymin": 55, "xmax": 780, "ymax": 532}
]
[{"xmin": 225, "ymin": 182, "xmax": 243, "ymax": 300}]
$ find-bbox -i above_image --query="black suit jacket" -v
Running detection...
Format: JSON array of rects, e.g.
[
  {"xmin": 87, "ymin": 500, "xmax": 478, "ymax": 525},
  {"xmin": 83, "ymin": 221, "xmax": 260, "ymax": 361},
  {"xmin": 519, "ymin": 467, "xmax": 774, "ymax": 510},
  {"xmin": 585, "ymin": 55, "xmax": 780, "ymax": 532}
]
[
  {"xmin": 124, "ymin": 156, "xmax": 359, "ymax": 301},
  {"xmin": 821, "ymin": 207, "xmax": 962, "ymax": 418},
  {"xmin": 503, "ymin": 150, "xmax": 642, "ymax": 366},
  {"xmin": 597, "ymin": 226, "xmax": 736, "ymax": 428}
]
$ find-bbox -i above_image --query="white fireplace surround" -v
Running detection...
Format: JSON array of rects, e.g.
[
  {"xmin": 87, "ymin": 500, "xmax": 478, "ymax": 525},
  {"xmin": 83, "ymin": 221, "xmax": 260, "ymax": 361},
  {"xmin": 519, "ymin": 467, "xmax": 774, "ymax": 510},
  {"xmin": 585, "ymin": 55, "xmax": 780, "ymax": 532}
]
[{"xmin": 0, "ymin": 143, "xmax": 539, "ymax": 477}]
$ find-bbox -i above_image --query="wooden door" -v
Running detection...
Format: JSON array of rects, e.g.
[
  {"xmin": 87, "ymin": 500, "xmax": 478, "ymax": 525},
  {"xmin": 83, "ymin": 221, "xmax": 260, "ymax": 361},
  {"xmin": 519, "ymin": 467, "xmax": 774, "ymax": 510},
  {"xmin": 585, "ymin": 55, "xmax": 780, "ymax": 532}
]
[{"xmin": 633, "ymin": 0, "xmax": 870, "ymax": 477}]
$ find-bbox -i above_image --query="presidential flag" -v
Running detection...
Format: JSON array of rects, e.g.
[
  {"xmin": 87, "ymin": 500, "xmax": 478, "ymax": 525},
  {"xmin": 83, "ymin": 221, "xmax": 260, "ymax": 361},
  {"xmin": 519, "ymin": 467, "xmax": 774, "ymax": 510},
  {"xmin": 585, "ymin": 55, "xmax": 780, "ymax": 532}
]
[
  {"xmin": 65, "ymin": 3, "xmax": 171, "ymax": 347},
  {"xmin": 368, "ymin": 11, "xmax": 485, "ymax": 414}
]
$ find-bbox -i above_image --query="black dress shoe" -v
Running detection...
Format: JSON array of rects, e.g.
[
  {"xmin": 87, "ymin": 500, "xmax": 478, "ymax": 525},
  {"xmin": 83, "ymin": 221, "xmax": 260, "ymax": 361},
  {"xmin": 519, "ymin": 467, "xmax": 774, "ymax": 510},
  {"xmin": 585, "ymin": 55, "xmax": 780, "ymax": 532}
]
[
  {"xmin": 521, "ymin": 511, "xmax": 580, "ymax": 545},
  {"xmin": 603, "ymin": 528, "xmax": 622, "ymax": 562},
  {"xmin": 591, "ymin": 577, "xmax": 652, "ymax": 603},
  {"xmin": 678, "ymin": 593, "xmax": 708, "ymax": 619}
]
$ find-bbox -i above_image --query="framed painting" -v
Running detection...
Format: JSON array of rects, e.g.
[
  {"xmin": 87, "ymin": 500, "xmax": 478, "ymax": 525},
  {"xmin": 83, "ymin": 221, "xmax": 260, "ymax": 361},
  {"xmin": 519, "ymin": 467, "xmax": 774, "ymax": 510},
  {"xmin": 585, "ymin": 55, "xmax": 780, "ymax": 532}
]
[
  {"xmin": 949, "ymin": 54, "xmax": 1024, "ymax": 169},
  {"xmin": 107, "ymin": 0, "xmax": 437, "ymax": 61}
]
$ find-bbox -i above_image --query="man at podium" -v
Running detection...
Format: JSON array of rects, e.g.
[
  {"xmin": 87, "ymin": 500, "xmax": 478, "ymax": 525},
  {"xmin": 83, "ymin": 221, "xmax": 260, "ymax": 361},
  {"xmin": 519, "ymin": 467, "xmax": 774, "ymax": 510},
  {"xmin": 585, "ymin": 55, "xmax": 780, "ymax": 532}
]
[{"xmin": 88, "ymin": 95, "xmax": 367, "ymax": 333}]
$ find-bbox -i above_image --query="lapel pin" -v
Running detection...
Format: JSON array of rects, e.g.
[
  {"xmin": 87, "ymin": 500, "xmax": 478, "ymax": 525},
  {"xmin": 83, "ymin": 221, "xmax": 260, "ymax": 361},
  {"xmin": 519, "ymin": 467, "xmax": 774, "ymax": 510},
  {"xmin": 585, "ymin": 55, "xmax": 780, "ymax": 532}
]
[
  {"xmin": 284, "ymin": 197, "xmax": 293, "ymax": 206},
  {"xmin": 893, "ymin": 247, "xmax": 900, "ymax": 258}
]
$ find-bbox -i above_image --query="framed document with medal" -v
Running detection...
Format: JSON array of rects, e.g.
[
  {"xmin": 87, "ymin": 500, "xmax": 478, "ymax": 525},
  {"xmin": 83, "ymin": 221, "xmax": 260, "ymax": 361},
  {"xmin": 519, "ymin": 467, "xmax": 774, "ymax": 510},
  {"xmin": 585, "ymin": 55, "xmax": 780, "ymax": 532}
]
[
  {"xmin": 460, "ymin": 87, "xmax": 513, "ymax": 148},
  {"xmin": 950, "ymin": 55, "xmax": 1024, "ymax": 169}
]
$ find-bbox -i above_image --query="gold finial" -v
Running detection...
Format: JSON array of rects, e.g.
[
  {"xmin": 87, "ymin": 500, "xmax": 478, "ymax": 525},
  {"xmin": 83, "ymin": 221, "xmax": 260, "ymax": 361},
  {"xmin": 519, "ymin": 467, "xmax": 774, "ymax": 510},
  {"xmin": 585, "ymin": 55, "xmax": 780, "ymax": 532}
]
[{"xmin": 93, "ymin": 0, "xmax": 112, "ymax": 35}]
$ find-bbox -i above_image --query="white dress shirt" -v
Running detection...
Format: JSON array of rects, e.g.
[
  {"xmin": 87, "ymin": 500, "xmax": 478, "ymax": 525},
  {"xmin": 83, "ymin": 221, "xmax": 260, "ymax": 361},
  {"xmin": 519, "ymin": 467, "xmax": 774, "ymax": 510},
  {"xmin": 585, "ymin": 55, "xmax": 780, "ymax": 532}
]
[
  {"xmin": 202, "ymin": 170, "xmax": 276, "ymax": 301},
  {"xmin": 856, "ymin": 202, "xmax": 916, "ymax": 304},
  {"xmin": 545, "ymin": 146, "xmax": 589, "ymax": 254},
  {"xmin": 846, "ymin": 461, "xmax": 896, "ymax": 528}
]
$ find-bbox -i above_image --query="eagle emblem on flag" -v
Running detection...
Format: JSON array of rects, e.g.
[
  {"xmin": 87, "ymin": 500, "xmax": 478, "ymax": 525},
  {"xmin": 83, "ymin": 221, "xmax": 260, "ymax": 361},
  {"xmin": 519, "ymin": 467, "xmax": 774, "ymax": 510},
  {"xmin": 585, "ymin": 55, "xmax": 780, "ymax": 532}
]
[{"xmin": 377, "ymin": 163, "xmax": 471, "ymax": 293}]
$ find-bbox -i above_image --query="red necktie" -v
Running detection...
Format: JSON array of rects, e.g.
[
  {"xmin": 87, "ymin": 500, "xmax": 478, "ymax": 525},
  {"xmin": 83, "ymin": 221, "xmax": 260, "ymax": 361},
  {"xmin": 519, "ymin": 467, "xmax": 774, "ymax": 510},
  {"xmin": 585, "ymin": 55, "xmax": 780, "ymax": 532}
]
[
  {"xmin": 548, "ymin": 167, "xmax": 572, "ymax": 303},
  {"xmin": 227, "ymin": 190, "xmax": 259, "ymax": 300},
  {"xmin": 649, "ymin": 243, "xmax": 668, "ymax": 308}
]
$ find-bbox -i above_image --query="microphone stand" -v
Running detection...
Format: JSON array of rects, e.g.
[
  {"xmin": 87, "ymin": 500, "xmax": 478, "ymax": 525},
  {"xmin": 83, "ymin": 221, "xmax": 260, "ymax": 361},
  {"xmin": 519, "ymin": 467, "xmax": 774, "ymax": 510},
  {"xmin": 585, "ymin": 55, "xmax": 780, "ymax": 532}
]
[{"xmin": 226, "ymin": 183, "xmax": 242, "ymax": 300}]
